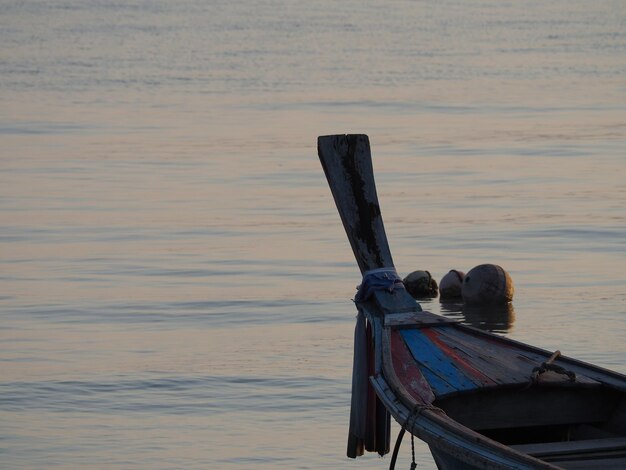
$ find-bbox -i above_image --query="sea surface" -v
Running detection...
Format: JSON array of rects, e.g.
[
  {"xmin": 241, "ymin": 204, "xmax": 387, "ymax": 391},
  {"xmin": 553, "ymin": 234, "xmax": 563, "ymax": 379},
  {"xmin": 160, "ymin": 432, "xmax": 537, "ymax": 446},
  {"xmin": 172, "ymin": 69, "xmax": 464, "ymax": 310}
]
[{"xmin": 1, "ymin": 1, "xmax": 625, "ymax": 468}]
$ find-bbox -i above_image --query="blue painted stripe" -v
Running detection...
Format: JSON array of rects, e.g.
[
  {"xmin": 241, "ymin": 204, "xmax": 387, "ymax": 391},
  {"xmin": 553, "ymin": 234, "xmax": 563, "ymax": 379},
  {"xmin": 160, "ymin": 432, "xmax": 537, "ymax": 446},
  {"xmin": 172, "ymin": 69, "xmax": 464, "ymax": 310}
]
[{"xmin": 400, "ymin": 329, "xmax": 479, "ymax": 395}]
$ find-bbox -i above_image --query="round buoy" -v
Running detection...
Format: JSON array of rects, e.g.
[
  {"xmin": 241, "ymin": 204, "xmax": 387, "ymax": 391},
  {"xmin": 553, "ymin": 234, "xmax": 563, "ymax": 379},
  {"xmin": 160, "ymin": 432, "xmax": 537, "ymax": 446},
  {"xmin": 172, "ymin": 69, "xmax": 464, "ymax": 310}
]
[
  {"xmin": 439, "ymin": 270, "xmax": 465, "ymax": 301},
  {"xmin": 462, "ymin": 264, "xmax": 514, "ymax": 305},
  {"xmin": 403, "ymin": 270, "xmax": 438, "ymax": 299}
]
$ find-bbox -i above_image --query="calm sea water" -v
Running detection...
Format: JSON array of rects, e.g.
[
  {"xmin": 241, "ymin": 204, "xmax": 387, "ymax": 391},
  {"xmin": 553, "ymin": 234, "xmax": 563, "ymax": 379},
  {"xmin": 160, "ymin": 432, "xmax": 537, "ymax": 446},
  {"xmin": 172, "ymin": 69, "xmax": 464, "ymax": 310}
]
[{"xmin": 1, "ymin": 1, "xmax": 625, "ymax": 468}]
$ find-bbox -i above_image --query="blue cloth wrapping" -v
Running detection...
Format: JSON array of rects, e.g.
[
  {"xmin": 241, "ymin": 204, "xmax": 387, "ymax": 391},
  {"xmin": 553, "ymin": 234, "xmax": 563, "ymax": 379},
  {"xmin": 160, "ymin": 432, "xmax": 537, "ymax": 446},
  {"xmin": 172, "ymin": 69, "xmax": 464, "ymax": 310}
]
[{"xmin": 355, "ymin": 267, "xmax": 405, "ymax": 302}]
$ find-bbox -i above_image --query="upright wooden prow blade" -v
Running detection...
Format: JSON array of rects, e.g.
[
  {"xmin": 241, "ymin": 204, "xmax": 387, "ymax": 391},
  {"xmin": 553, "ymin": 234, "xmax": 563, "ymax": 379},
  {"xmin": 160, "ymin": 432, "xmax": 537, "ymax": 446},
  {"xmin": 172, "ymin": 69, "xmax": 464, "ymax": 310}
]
[
  {"xmin": 318, "ymin": 134, "xmax": 419, "ymax": 313},
  {"xmin": 318, "ymin": 134, "xmax": 419, "ymax": 460},
  {"xmin": 317, "ymin": 134, "xmax": 394, "ymax": 274}
]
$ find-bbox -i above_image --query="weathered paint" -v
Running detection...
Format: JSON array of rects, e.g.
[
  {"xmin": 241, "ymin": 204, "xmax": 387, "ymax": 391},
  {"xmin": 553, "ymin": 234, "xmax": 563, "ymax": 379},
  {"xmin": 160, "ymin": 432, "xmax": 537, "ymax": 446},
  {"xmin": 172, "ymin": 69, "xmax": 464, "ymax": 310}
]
[
  {"xmin": 434, "ymin": 327, "xmax": 538, "ymax": 385},
  {"xmin": 318, "ymin": 134, "xmax": 393, "ymax": 273},
  {"xmin": 401, "ymin": 328, "xmax": 480, "ymax": 396},
  {"xmin": 421, "ymin": 328, "xmax": 497, "ymax": 387},
  {"xmin": 390, "ymin": 329, "xmax": 436, "ymax": 404}
]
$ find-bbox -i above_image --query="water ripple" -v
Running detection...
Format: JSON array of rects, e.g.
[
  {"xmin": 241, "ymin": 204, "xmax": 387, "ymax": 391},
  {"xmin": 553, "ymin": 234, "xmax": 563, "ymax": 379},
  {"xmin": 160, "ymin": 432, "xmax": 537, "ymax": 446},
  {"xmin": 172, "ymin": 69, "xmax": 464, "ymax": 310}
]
[{"xmin": 0, "ymin": 375, "xmax": 346, "ymax": 416}]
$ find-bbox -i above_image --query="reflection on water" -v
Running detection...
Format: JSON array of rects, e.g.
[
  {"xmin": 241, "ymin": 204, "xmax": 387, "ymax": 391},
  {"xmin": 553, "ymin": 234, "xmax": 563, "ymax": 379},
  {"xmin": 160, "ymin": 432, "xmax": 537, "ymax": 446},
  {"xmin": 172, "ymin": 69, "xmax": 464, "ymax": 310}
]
[{"xmin": 440, "ymin": 302, "xmax": 516, "ymax": 333}]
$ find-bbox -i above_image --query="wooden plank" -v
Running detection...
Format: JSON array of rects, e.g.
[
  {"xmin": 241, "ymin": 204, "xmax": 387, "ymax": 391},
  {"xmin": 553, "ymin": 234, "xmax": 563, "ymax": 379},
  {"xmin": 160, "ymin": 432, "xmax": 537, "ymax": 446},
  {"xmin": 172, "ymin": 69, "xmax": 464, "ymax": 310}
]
[
  {"xmin": 512, "ymin": 437, "xmax": 626, "ymax": 458},
  {"xmin": 318, "ymin": 134, "xmax": 418, "ymax": 315},
  {"xmin": 384, "ymin": 311, "xmax": 457, "ymax": 328},
  {"xmin": 434, "ymin": 326, "xmax": 547, "ymax": 385},
  {"xmin": 451, "ymin": 323, "xmax": 622, "ymax": 389},
  {"xmin": 436, "ymin": 326, "xmax": 603, "ymax": 387},
  {"xmin": 421, "ymin": 327, "xmax": 497, "ymax": 387},
  {"xmin": 317, "ymin": 134, "xmax": 393, "ymax": 274},
  {"xmin": 401, "ymin": 328, "xmax": 481, "ymax": 396},
  {"xmin": 389, "ymin": 329, "xmax": 435, "ymax": 404},
  {"xmin": 554, "ymin": 457, "xmax": 626, "ymax": 469}
]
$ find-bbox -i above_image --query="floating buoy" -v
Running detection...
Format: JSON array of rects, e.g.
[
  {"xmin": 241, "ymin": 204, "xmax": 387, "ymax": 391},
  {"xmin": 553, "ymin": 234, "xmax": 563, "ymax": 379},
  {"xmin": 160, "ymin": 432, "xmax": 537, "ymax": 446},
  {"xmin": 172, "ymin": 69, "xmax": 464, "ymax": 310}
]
[
  {"xmin": 462, "ymin": 264, "xmax": 514, "ymax": 305},
  {"xmin": 439, "ymin": 270, "xmax": 465, "ymax": 301},
  {"xmin": 403, "ymin": 270, "xmax": 438, "ymax": 299}
]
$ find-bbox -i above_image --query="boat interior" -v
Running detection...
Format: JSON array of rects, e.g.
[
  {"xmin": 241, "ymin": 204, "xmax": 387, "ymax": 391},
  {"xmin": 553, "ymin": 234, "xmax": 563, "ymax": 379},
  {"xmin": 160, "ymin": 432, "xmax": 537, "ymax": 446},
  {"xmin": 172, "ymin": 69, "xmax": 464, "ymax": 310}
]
[{"xmin": 436, "ymin": 385, "xmax": 626, "ymax": 468}]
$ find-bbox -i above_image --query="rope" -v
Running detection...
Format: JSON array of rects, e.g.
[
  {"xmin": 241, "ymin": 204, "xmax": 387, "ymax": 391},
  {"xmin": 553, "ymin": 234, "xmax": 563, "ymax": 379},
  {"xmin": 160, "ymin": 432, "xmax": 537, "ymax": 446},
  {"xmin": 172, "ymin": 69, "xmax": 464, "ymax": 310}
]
[
  {"xmin": 407, "ymin": 406, "xmax": 420, "ymax": 470},
  {"xmin": 531, "ymin": 363, "xmax": 577, "ymax": 383},
  {"xmin": 410, "ymin": 432, "xmax": 416, "ymax": 470},
  {"xmin": 388, "ymin": 427, "xmax": 405, "ymax": 470},
  {"xmin": 389, "ymin": 403, "xmax": 443, "ymax": 470},
  {"xmin": 355, "ymin": 267, "xmax": 405, "ymax": 302},
  {"xmin": 529, "ymin": 350, "xmax": 576, "ymax": 385}
]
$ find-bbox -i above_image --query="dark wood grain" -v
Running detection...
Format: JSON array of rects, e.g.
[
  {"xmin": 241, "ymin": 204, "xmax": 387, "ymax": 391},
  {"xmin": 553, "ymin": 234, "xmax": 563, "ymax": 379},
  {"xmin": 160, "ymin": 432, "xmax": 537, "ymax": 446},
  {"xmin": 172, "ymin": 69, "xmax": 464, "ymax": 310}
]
[{"xmin": 318, "ymin": 134, "xmax": 393, "ymax": 274}]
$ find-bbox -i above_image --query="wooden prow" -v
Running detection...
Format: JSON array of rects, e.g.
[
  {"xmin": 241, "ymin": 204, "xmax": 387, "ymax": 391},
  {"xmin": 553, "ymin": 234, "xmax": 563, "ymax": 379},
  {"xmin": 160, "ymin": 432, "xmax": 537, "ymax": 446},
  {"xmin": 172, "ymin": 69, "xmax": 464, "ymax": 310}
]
[
  {"xmin": 318, "ymin": 134, "xmax": 419, "ymax": 315},
  {"xmin": 318, "ymin": 134, "xmax": 419, "ymax": 459},
  {"xmin": 318, "ymin": 134, "xmax": 393, "ymax": 457},
  {"xmin": 317, "ymin": 134, "xmax": 394, "ymax": 274}
]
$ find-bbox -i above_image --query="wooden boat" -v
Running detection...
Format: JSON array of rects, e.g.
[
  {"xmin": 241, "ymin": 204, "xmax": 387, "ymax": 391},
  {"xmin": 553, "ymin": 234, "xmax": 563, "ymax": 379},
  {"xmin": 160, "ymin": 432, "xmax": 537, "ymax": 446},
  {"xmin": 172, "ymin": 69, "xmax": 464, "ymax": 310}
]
[{"xmin": 318, "ymin": 134, "xmax": 626, "ymax": 469}]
